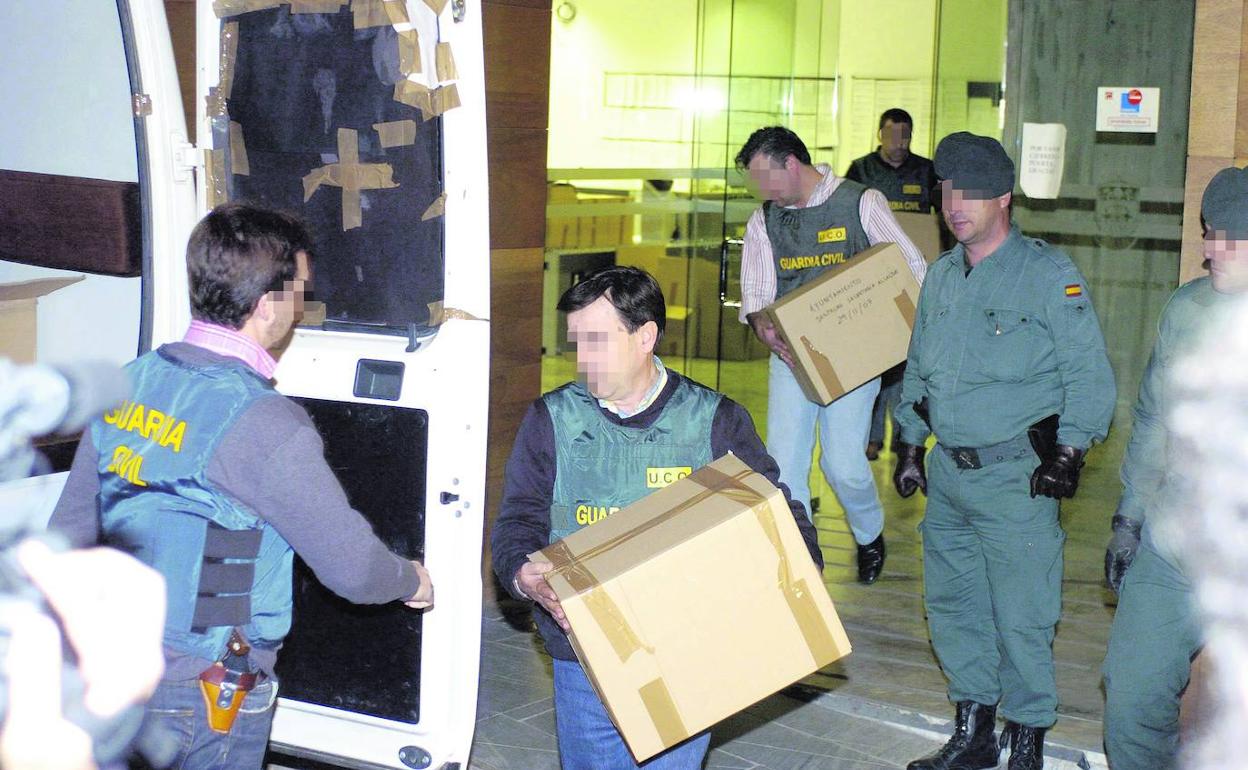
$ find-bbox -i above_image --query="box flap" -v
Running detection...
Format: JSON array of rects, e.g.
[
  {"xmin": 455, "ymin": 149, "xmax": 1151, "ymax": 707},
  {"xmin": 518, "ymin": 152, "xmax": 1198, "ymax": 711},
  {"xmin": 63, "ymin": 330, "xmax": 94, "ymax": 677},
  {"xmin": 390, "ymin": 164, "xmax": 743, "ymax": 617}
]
[{"xmin": 0, "ymin": 276, "xmax": 84, "ymax": 303}]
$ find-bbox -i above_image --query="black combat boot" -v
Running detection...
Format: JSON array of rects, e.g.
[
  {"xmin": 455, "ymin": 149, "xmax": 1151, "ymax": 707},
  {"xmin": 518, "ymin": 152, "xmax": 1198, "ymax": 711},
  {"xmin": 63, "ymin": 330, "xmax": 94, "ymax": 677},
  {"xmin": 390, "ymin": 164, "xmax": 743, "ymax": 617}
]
[
  {"xmin": 1000, "ymin": 721, "xmax": 1046, "ymax": 770},
  {"xmin": 907, "ymin": 701, "xmax": 1000, "ymax": 770}
]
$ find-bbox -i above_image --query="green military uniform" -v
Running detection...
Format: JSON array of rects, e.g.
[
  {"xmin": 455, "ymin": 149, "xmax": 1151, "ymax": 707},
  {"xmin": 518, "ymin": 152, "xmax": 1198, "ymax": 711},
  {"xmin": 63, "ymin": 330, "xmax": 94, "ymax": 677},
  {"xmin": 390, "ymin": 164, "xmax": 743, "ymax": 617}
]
[
  {"xmin": 1102, "ymin": 276, "xmax": 1233, "ymax": 769},
  {"xmin": 896, "ymin": 226, "xmax": 1115, "ymax": 728}
]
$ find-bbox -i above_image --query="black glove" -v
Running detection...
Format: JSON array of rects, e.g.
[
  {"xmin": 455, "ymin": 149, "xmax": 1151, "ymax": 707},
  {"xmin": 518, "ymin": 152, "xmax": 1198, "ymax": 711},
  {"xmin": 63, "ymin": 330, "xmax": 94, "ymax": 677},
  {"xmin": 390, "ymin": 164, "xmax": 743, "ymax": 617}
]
[
  {"xmin": 1029, "ymin": 444, "xmax": 1085, "ymax": 499},
  {"xmin": 894, "ymin": 442, "xmax": 927, "ymax": 498},
  {"xmin": 1105, "ymin": 514, "xmax": 1142, "ymax": 593}
]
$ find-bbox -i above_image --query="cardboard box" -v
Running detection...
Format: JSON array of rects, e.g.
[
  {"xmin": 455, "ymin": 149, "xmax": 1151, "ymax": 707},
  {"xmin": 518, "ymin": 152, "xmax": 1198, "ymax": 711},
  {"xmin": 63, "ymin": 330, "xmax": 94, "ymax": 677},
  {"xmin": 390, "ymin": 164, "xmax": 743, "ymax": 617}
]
[
  {"xmin": 0, "ymin": 277, "xmax": 83, "ymax": 363},
  {"xmin": 533, "ymin": 454, "xmax": 850, "ymax": 762},
  {"xmin": 893, "ymin": 211, "xmax": 944, "ymax": 264},
  {"xmin": 763, "ymin": 243, "xmax": 920, "ymax": 405}
]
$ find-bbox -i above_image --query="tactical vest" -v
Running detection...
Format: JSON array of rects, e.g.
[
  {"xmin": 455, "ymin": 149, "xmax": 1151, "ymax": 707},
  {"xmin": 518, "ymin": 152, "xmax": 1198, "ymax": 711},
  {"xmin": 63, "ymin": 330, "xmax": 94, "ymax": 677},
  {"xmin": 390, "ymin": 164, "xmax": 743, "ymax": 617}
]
[
  {"xmin": 96, "ymin": 347, "xmax": 294, "ymax": 663},
  {"xmin": 848, "ymin": 152, "xmax": 935, "ymax": 213},
  {"xmin": 544, "ymin": 376, "xmax": 721, "ymax": 542},
  {"xmin": 765, "ymin": 180, "xmax": 871, "ymax": 299}
]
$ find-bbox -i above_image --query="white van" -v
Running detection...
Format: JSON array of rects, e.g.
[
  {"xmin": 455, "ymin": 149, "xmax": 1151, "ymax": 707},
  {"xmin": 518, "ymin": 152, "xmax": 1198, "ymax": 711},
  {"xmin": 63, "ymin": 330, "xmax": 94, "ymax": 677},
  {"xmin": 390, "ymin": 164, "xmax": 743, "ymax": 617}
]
[{"xmin": 0, "ymin": 2, "xmax": 489, "ymax": 768}]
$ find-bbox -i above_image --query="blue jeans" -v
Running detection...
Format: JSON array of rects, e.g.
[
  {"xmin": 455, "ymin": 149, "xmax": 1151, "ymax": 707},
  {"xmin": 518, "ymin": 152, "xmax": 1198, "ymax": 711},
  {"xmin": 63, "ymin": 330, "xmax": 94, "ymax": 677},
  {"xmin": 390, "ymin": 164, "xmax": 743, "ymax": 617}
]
[
  {"xmin": 868, "ymin": 365, "xmax": 904, "ymax": 446},
  {"xmin": 766, "ymin": 355, "xmax": 884, "ymax": 544},
  {"xmin": 552, "ymin": 658, "xmax": 710, "ymax": 770},
  {"xmin": 142, "ymin": 677, "xmax": 278, "ymax": 770}
]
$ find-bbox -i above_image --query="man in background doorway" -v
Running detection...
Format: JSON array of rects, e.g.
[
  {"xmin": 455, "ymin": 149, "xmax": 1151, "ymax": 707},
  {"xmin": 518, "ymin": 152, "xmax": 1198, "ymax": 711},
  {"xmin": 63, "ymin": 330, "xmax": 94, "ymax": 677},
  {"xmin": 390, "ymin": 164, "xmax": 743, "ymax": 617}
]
[
  {"xmin": 736, "ymin": 126, "xmax": 927, "ymax": 585},
  {"xmin": 846, "ymin": 107, "xmax": 938, "ymax": 461}
]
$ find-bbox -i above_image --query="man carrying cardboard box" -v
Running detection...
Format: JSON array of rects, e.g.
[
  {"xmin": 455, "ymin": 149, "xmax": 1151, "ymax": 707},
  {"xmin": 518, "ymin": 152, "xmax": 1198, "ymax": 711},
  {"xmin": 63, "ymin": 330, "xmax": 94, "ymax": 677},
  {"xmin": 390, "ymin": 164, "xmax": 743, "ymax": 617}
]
[
  {"xmin": 845, "ymin": 108, "xmax": 939, "ymax": 462},
  {"xmin": 1101, "ymin": 167, "xmax": 1248, "ymax": 770},
  {"xmin": 892, "ymin": 133, "xmax": 1115, "ymax": 770},
  {"xmin": 491, "ymin": 266, "xmax": 822, "ymax": 769},
  {"xmin": 735, "ymin": 126, "xmax": 927, "ymax": 585}
]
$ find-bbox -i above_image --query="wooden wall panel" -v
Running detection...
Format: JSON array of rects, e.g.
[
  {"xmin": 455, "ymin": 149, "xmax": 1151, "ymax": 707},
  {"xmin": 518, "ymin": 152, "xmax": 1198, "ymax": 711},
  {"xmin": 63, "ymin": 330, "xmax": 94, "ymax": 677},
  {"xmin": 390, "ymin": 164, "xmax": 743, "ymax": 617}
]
[
  {"xmin": 487, "ymin": 126, "xmax": 549, "ymax": 249},
  {"xmin": 1189, "ymin": 0, "xmax": 1244, "ymax": 158},
  {"xmin": 483, "ymin": 1, "xmax": 550, "ymax": 581},
  {"xmin": 1183, "ymin": 0, "xmax": 1248, "ymax": 281},
  {"xmin": 484, "ymin": 2, "xmax": 552, "ymax": 130}
]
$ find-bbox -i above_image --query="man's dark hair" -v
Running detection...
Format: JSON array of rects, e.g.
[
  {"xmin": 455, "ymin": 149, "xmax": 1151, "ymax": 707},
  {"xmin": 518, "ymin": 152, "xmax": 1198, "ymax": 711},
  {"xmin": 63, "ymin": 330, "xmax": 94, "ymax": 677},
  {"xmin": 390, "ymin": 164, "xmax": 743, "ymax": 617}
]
[
  {"xmin": 734, "ymin": 126, "xmax": 811, "ymax": 171},
  {"xmin": 186, "ymin": 203, "xmax": 313, "ymax": 329},
  {"xmin": 557, "ymin": 266, "xmax": 666, "ymax": 341},
  {"xmin": 879, "ymin": 108, "xmax": 914, "ymax": 130}
]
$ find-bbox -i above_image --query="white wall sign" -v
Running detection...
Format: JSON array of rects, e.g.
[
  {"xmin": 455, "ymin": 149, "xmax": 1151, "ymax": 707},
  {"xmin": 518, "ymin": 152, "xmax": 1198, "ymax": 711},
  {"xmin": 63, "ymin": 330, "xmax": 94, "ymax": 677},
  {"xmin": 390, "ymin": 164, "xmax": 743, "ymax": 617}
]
[
  {"xmin": 1095, "ymin": 86, "xmax": 1160, "ymax": 133},
  {"xmin": 1019, "ymin": 122, "xmax": 1067, "ymax": 199}
]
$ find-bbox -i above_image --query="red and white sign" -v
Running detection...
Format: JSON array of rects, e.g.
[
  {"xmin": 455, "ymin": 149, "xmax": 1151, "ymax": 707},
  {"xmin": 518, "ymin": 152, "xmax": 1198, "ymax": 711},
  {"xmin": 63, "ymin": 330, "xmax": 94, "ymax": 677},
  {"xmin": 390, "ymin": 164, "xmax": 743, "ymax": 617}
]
[{"xmin": 1096, "ymin": 86, "xmax": 1160, "ymax": 133}]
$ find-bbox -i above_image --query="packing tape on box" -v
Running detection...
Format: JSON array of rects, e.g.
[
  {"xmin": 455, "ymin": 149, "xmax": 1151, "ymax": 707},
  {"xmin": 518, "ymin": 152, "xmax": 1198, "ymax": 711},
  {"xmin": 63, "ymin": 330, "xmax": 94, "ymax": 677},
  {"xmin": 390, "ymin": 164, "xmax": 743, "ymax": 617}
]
[
  {"xmin": 894, "ymin": 291, "xmax": 916, "ymax": 328},
  {"xmin": 638, "ymin": 678, "xmax": 688, "ymax": 749},
  {"xmin": 424, "ymin": 0, "xmax": 449, "ymax": 13},
  {"xmin": 742, "ymin": 477, "xmax": 842, "ymax": 668},
  {"xmin": 540, "ymin": 466, "xmax": 766, "ymax": 593},
  {"xmin": 584, "ymin": 585, "xmax": 653, "ymax": 662},
  {"xmin": 797, "ymin": 334, "xmax": 845, "ymax": 400}
]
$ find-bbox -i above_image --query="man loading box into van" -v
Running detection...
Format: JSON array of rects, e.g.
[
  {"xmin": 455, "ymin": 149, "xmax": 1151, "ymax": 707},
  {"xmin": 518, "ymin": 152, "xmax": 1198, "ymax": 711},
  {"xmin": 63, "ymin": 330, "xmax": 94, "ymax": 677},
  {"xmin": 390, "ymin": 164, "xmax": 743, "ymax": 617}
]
[
  {"xmin": 736, "ymin": 125, "xmax": 927, "ymax": 584},
  {"xmin": 48, "ymin": 203, "xmax": 434, "ymax": 770},
  {"xmin": 492, "ymin": 266, "xmax": 822, "ymax": 769}
]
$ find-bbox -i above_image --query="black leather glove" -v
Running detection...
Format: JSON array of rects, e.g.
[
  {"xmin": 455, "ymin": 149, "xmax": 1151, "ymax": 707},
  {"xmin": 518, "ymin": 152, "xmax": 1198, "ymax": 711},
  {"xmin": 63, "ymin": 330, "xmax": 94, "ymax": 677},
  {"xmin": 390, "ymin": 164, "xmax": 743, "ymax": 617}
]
[
  {"xmin": 1105, "ymin": 514, "xmax": 1142, "ymax": 593},
  {"xmin": 894, "ymin": 442, "xmax": 927, "ymax": 498},
  {"xmin": 1029, "ymin": 444, "xmax": 1086, "ymax": 499}
]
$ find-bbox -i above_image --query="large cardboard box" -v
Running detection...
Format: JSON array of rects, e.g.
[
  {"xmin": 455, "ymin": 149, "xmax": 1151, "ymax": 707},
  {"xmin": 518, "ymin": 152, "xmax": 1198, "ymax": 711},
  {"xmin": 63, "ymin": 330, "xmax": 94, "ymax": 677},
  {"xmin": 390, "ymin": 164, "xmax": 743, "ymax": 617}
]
[
  {"xmin": 0, "ymin": 277, "xmax": 83, "ymax": 363},
  {"xmin": 533, "ymin": 453, "xmax": 851, "ymax": 762},
  {"xmin": 763, "ymin": 243, "xmax": 920, "ymax": 405},
  {"xmin": 893, "ymin": 211, "xmax": 944, "ymax": 264}
]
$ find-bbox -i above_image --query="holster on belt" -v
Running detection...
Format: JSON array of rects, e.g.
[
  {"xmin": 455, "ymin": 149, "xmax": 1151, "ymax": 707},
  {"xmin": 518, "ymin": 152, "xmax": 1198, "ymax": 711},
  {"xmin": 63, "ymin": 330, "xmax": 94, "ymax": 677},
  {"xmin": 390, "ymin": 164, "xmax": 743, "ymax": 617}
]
[
  {"xmin": 1026, "ymin": 414, "xmax": 1060, "ymax": 462},
  {"xmin": 198, "ymin": 630, "xmax": 259, "ymax": 734}
]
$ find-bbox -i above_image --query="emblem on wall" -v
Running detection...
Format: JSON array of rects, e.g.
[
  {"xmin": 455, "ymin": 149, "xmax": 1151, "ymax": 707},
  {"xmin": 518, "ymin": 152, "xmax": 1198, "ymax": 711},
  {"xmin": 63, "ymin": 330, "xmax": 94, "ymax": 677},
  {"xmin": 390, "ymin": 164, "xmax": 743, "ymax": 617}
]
[{"xmin": 1094, "ymin": 181, "xmax": 1140, "ymax": 251}]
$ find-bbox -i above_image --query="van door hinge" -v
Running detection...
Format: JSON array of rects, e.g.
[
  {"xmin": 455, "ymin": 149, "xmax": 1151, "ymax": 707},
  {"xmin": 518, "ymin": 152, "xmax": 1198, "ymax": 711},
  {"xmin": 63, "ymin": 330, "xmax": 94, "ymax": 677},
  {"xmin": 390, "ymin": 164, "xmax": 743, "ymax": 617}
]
[
  {"xmin": 132, "ymin": 93, "xmax": 153, "ymax": 117},
  {"xmin": 452, "ymin": 0, "xmax": 466, "ymax": 22},
  {"xmin": 172, "ymin": 140, "xmax": 204, "ymax": 182}
]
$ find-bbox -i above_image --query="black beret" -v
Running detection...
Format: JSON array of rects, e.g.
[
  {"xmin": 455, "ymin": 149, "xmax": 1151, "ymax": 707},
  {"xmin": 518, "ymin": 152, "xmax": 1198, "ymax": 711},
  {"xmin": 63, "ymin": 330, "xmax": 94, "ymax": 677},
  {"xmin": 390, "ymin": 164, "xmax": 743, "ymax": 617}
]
[
  {"xmin": 1202, "ymin": 166, "xmax": 1248, "ymax": 238},
  {"xmin": 934, "ymin": 132, "xmax": 1015, "ymax": 198}
]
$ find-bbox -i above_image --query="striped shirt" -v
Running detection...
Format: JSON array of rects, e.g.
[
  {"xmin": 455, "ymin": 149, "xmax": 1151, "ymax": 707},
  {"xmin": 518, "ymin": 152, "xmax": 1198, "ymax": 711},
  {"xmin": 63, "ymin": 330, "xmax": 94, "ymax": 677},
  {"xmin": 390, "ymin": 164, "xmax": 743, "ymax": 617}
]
[{"xmin": 739, "ymin": 163, "xmax": 928, "ymax": 322}]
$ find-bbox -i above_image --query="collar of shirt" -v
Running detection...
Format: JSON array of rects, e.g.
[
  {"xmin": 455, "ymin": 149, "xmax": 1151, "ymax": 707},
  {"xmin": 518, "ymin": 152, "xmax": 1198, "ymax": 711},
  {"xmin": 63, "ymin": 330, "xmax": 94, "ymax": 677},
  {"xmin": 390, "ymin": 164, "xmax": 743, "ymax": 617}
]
[
  {"xmin": 872, "ymin": 148, "xmax": 928, "ymax": 174},
  {"xmin": 777, "ymin": 163, "xmax": 840, "ymax": 210},
  {"xmin": 955, "ymin": 225, "xmax": 1023, "ymax": 274},
  {"xmin": 599, "ymin": 357, "xmax": 667, "ymax": 418},
  {"xmin": 182, "ymin": 319, "xmax": 278, "ymax": 379}
]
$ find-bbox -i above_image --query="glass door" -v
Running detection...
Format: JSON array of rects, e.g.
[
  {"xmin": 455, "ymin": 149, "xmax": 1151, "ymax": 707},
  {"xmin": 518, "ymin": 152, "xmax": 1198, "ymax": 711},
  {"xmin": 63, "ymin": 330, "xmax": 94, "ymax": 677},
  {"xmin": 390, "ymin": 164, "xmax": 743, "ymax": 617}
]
[{"xmin": 695, "ymin": 0, "xmax": 832, "ymax": 424}]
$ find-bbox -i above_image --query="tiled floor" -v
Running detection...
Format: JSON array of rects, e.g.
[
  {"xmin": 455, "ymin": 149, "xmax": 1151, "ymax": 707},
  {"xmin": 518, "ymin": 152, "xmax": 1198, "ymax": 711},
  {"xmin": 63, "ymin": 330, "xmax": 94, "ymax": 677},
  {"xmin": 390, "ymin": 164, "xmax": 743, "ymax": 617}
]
[{"xmin": 500, "ymin": 355, "xmax": 1129, "ymax": 769}]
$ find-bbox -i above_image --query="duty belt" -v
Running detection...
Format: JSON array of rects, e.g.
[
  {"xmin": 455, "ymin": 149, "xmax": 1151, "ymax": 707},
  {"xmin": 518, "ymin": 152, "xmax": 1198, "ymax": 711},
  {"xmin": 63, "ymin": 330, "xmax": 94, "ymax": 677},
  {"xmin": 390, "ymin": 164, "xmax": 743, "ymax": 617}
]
[{"xmin": 938, "ymin": 433, "xmax": 1036, "ymax": 470}]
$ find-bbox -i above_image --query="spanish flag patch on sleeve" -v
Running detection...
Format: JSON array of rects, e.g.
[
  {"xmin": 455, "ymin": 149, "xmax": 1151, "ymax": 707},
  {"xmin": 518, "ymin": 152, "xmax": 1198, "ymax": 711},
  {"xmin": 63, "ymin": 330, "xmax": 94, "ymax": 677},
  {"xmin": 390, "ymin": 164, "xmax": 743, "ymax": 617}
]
[{"xmin": 1064, "ymin": 284, "xmax": 1083, "ymax": 297}]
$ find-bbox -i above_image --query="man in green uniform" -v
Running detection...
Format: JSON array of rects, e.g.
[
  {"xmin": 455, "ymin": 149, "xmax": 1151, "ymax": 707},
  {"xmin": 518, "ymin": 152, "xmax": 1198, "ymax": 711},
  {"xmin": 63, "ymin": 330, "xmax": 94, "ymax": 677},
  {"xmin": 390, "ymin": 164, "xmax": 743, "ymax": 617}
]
[
  {"xmin": 892, "ymin": 132, "xmax": 1116, "ymax": 770},
  {"xmin": 1101, "ymin": 167, "xmax": 1248, "ymax": 769}
]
